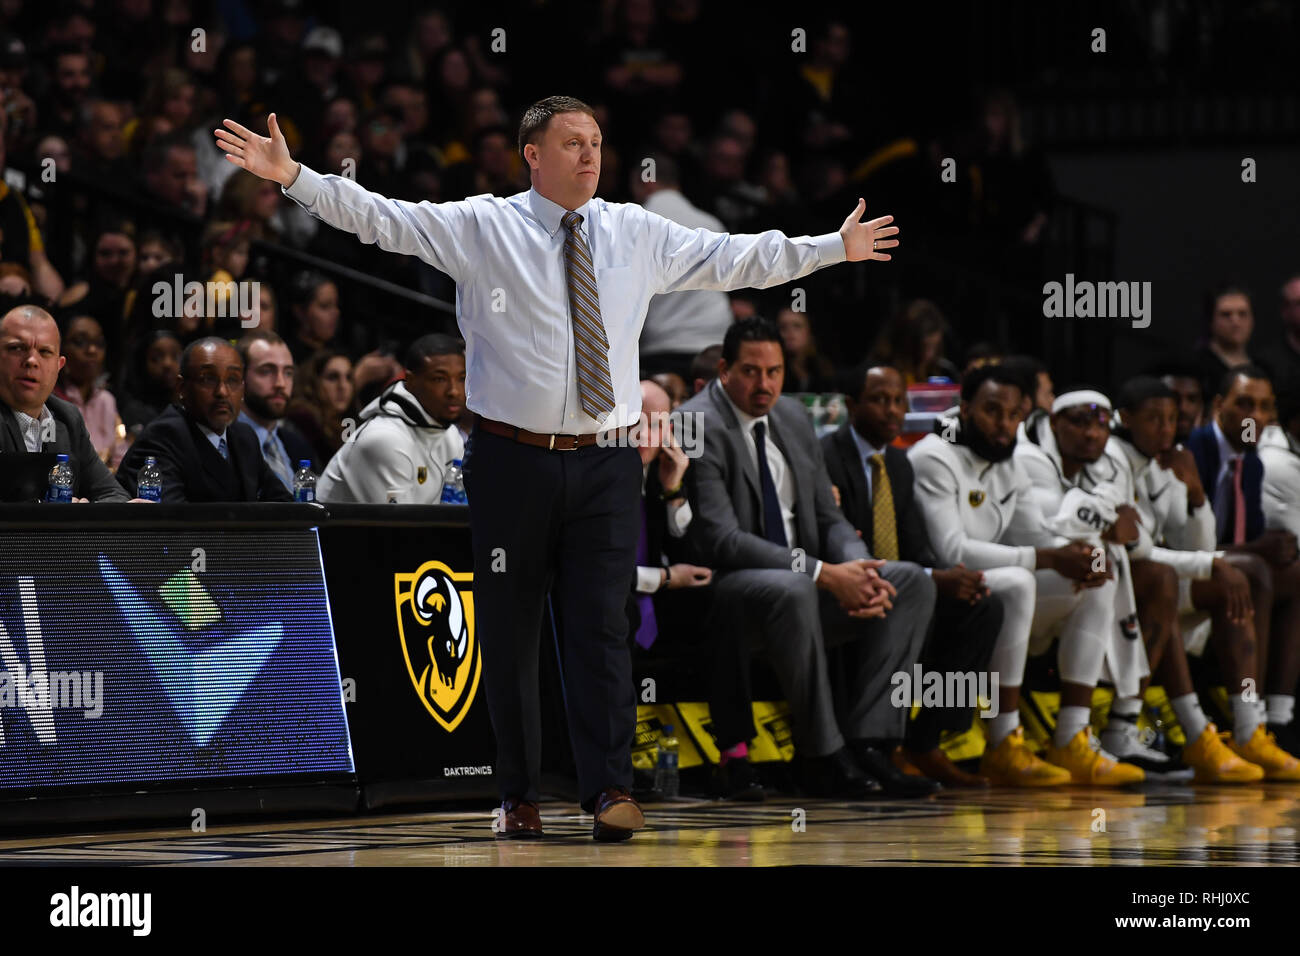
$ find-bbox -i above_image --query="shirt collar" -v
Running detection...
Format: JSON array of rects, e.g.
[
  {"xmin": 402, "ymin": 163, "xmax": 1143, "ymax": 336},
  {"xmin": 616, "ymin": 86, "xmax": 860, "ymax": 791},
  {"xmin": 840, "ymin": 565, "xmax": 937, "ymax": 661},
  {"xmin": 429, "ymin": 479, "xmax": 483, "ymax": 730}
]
[
  {"xmin": 849, "ymin": 423, "xmax": 887, "ymax": 462},
  {"xmin": 717, "ymin": 379, "xmax": 768, "ymax": 435},
  {"xmin": 527, "ymin": 187, "xmax": 593, "ymax": 239},
  {"xmin": 1211, "ymin": 419, "xmax": 1242, "ymax": 463},
  {"xmin": 196, "ymin": 421, "xmax": 228, "ymax": 447},
  {"xmin": 15, "ymin": 404, "xmax": 53, "ymax": 429},
  {"xmin": 237, "ymin": 409, "xmax": 276, "ymax": 446}
]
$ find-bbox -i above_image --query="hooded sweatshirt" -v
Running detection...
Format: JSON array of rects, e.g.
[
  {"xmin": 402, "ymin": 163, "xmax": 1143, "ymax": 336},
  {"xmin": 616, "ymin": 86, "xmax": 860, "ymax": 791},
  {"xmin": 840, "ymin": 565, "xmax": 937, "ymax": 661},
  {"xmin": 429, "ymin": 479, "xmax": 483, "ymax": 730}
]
[
  {"xmin": 1015, "ymin": 412, "xmax": 1148, "ymax": 696},
  {"xmin": 317, "ymin": 380, "xmax": 465, "ymax": 504}
]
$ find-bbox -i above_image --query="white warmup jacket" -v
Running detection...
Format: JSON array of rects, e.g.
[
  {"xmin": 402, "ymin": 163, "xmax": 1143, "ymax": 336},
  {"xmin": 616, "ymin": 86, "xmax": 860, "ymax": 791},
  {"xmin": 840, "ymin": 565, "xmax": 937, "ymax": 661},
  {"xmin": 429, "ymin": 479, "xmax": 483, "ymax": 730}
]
[
  {"xmin": 1013, "ymin": 416, "xmax": 1149, "ymax": 697},
  {"xmin": 317, "ymin": 380, "xmax": 466, "ymax": 504}
]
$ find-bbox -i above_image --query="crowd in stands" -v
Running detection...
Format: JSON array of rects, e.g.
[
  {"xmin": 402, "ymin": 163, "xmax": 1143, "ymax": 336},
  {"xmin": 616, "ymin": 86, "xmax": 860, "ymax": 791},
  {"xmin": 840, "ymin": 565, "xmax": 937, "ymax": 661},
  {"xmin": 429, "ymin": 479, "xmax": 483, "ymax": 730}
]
[{"xmin": 0, "ymin": 2, "xmax": 1298, "ymax": 799}]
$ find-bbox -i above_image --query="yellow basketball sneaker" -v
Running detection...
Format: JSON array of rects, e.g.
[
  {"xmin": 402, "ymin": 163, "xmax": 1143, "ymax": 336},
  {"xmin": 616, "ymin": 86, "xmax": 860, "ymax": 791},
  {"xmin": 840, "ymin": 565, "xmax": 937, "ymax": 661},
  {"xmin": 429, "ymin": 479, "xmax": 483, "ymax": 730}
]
[
  {"xmin": 979, "ymin": 726, "xmax": 1071, "ymax": 786},
  {"xmin": 1227, "ymin": 725, "xmax": 1300, "ymax": 781},
  {"xmin": 1181, "ymin": 723, "xmax": 1264, "ymax": 783},
  {"xmin": 1045, "ymin": 727, "xmax": 1145, "ymax": 786}
]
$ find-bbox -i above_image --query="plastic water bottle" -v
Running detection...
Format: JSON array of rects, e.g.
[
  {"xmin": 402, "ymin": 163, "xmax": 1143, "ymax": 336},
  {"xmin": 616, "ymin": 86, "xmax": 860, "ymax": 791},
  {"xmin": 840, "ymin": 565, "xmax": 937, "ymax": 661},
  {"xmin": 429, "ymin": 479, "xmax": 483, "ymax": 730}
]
[
  {"xmin": 440, "ymin": 458, "xmax": 468, "ymax": 505},
  {"xmin": 45, "ymin": 453, "xmax": 73, "ymax": 503},
  {"xmin": 136, "ymin": 456, "xmax": 162, "ymax": 502},
  {"xmin": 293, "ymin": 460, "xmax": 316, "ymax": 502},
  {"xmin": 654, "ymin": 724, "xmax": 680, "ymax": 797}
]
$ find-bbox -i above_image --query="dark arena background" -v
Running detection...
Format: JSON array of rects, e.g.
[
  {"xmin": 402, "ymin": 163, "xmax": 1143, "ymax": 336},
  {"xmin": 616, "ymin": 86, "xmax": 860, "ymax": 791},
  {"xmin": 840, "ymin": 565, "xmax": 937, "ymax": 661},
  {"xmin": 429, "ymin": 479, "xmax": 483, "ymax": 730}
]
[{"xmin": 0, "ymin": 0, "xmax": 1296, "ymax": 940}]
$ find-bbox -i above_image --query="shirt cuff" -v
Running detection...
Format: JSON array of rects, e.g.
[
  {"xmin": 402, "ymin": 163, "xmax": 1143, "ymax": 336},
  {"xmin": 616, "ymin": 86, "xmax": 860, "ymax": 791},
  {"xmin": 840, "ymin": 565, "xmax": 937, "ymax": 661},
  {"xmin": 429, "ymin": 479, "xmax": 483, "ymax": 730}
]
[
  {"xmin": 667, "ymin": 499, "xmax": 692, "ymax": 537},
  {"xmin": 813, "ymin": 232, "xmax": 847, "ymax": 265},
  {"xmin": 283, "ymin": 162, "xmax": 322, "ymax": 206},
  {"xmin": 811, "ymin": 559, "xmax": 824, "ymax": 582},
  {"xmin": 1019, "ymin": 545, "xmax": 1038, "ymax": 570},
  {"xmin": 635, "ymin": 566, "xmax": 663, "ymax": 594}
]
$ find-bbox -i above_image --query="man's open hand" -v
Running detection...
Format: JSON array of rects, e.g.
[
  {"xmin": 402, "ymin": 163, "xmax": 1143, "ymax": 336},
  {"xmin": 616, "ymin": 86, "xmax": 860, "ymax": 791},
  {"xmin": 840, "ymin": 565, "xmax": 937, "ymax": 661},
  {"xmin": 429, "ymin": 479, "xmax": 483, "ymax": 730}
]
[
  {"xmin": 214, "ymin": 113, "xmax": 300, "ymax": 188},
  {"xmin": 840, "ymin": 198, "xmax": 899, "ymax": 262}
]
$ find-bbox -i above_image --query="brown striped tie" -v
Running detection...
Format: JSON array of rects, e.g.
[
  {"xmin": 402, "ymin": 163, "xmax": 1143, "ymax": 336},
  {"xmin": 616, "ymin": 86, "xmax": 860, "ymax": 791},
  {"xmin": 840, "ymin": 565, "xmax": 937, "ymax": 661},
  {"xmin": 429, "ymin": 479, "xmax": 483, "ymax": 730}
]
[{"xmin": 561, "ymin": 211, "xmax": 616, "ymax": 419}]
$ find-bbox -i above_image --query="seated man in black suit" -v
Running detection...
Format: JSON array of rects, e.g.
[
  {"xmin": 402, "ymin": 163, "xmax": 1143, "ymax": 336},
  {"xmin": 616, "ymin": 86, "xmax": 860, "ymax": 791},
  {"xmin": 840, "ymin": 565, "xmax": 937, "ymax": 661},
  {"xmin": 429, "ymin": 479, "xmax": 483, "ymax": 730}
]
[
  {"xmin": 823, "ymin": 364, "xmax": 1002, "ymax": 787},
  {"xmin": 116, "ymin": 336, "xmax": 294, "ymax": 502},
  {"xmin": 1186, "ymin": 365, "xmax": 1300, "ymax": 768},
  {"xmin": 679, "ymin": 318, "xmax": 939, "ymax": 798},
  {"xmin": 236, "ymin": 330, "xmax": 316, "ymax": 493},
  {"xmin": 0, "ymin": 305, "xmax": 128, "ymax": 502}
]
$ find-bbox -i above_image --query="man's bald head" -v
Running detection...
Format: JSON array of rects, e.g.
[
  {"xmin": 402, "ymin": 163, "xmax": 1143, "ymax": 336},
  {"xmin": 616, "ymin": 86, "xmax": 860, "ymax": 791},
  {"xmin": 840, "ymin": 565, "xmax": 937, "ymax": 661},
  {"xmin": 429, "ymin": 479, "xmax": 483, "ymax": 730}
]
[
  {"xmin": 0, "ymin": 305, "xmax": 65, "ymax": 417},
  {"xmin": 1, "ymin": 304, "xmax": 59, "ymax": 337},
  {"xmin": 179, "ymin": 336, "xmax": 245, "ymax": 432},
  {"xmin": 638, "ymin": 379, "xmax": 672, "ymax": 467}
]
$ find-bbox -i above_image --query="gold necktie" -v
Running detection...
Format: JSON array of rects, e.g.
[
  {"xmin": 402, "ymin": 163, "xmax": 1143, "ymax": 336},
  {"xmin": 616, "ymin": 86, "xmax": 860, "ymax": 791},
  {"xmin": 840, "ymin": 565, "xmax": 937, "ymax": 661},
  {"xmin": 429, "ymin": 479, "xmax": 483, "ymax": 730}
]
[
  {"xmin": 869, "ymin": 453, "xmax": 899, "ymax": 561},
  {"xmin": 561, "ymin": 211, "xmax": 615, "ymax": 419}
]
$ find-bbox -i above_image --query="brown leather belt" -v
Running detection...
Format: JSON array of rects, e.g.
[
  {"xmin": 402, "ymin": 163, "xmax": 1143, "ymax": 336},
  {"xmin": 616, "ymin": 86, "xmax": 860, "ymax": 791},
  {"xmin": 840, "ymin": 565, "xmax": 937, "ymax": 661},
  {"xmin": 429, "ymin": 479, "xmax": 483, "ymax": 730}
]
[{"xmin": 477, "ymin": 416, "xmax": 623, "ymax": 451}]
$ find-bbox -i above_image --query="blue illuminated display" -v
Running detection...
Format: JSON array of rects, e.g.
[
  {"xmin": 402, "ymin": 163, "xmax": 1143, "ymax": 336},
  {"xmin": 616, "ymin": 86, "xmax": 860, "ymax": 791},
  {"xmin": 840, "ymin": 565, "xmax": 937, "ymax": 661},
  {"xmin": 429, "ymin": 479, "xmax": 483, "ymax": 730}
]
[{"xmin": 0, "ymin": 530, "xmax": 354, "ymax": 791}]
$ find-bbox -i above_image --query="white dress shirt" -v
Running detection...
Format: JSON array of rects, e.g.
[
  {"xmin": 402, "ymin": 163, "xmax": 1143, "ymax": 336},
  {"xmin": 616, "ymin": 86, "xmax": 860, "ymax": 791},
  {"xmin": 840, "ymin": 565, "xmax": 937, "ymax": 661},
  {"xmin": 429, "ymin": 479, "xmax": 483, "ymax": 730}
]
[
  {"xmin": 283, "ymin": 164, "xmax": 845, "ymax": 434},
  {"xmin": 14, "ymin": 405, "xmax": 54, "ymax": 452},
  {"xmin": 718, "ymin": 385, "xmax": 823, "ymax": 581},
  {"xmin": 196, "ymin": 422, "xmax": 228, "ymax": 455},
  {"xmin": 639, "ymin": 189, "xmax": 735, "ymax": 356}
]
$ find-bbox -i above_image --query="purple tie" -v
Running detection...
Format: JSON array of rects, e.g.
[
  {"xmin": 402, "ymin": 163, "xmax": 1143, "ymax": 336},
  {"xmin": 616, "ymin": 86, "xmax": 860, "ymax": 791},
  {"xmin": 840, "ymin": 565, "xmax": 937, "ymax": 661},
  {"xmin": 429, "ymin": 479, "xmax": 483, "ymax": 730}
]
[{"xmin": 634, "ymin": 496, "xmax": 659, "ymax": 649}]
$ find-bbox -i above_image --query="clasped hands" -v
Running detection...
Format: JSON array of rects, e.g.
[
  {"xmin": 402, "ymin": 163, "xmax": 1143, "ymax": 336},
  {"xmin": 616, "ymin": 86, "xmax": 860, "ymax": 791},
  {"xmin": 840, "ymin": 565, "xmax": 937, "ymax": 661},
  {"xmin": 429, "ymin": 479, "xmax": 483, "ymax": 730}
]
[{"xmin": 818, "ymin": 558, "xmax": 897, "ymax": 619}]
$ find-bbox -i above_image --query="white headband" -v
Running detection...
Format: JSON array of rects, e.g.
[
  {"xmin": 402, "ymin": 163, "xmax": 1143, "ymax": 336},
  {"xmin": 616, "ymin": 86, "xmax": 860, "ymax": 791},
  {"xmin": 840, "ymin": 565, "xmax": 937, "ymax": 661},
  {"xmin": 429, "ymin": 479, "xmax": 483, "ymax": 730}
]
[{"xmin": 1052, "ymin": 390, "xmax": 1112, "ymax": 415}]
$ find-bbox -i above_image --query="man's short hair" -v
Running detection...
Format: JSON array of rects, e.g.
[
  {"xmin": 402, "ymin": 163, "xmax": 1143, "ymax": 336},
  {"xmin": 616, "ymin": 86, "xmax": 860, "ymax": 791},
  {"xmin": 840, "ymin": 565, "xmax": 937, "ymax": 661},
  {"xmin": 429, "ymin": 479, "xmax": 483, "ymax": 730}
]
[
  {"xmin": 690, "ymin": 344, "xmax": 723, "ymax": 386},
  {"xmin": 1217, "ymin": 363, "xmax": 1271, "ymax": 398},
  {"xmin": 635, "ymin": 150, "xmax": 679, "ymax": 187},
  {"xmin": 721, "ymin": 316, "xmax": 782, "ymax": 365},
  {"xmin": 961, "ymin": 363, "xmax": 1025, "ymax": 404},
  {"xmin": 1116, "ymin": 376, "xmax": 1177, "ymax": 413},
  {"xmin": 838, "ymin": 361, "xmax": 901, "ymax": 401},
  {"xmin": 995, "ymin": 354, "xmax": 1046, "ymax": 399},
  {"xmin": 1203, "ymin": 281, "xmax": 1252, "ymax": 327},
  {"xmin": 403, "ymin": 333, "xmax": 464, "ymax": 373},
  {"xmin": 236, "ymin": 329, "xmax": 287, "ymax": 367},
  {"xmin": 1149, "ymin": 359, "xmax": 1202, "ymax": 384},
  {"xmin": 472, "ymin": 123, "xmax": 512, "ymax": 156},
  {"xmin": 517, "ymin": 95, "xmax": 596, "ymax": 162},
  {"xmin": 181, "ymin": 336, "xmax": 240, "ymax": 376},
  {"xmin": 48, "ymin": 43, "xmax": 87, "ymax": 68},
  {"xmin": 142, "ymin": 131, "xmax": 195, "ymax": 174}
]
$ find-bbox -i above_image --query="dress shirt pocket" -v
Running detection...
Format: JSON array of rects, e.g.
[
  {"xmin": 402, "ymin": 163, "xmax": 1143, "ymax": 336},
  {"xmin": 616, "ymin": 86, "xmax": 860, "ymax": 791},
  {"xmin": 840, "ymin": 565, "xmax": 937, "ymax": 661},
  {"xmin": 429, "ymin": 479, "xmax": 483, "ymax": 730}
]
[{"xmin": 595, "ymin": 263, "xmax": 632, "ymax": 323}]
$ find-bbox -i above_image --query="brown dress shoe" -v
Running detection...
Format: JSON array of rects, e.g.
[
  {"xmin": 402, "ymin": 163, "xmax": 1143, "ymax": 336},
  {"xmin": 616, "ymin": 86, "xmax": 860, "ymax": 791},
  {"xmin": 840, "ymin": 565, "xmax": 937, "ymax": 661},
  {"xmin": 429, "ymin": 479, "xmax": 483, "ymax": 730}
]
[
  {"xmin": 591, "ymin": 786, "xmax": 644, "ymax": 842},
  {"xmin": 902, "ymin": 746, "xmax": 990, "ymax": 788},
  {"xmin": 498, "ymin": 797, "xmax": 544, "ymax": 838}
]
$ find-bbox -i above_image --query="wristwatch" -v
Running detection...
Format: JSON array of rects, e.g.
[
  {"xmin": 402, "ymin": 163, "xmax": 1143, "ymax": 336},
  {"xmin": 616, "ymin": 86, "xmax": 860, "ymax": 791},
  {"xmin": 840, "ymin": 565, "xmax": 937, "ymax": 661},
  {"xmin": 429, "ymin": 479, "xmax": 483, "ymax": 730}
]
[{"xmin": 660, "ymin": 482, "xmax": 686, "ymax": 501}]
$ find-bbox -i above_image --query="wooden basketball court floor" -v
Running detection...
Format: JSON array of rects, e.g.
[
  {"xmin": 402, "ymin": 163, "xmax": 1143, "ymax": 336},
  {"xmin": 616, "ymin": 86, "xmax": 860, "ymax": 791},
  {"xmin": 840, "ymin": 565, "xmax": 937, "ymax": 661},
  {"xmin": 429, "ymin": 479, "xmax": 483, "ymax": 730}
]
[{"xmin": 1, "ymin": 785, "xmax": 1298, "ymax": 865}]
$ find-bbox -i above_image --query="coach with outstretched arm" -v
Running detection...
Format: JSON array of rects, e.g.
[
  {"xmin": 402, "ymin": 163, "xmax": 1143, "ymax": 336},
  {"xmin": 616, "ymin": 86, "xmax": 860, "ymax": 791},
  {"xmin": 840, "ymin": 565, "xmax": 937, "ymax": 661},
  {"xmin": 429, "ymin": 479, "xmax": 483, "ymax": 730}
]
[{"xmin": 215, "ymin": 95, "xmax": 898, "ymax": 841}]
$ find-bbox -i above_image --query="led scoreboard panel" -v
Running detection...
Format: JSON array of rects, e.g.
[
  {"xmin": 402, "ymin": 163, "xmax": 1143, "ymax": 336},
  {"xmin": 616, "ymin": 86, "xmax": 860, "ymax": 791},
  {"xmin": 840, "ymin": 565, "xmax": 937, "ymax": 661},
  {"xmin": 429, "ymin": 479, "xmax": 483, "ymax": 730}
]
[{"xmin": 0, "ymin": 521, "xmax": 354, "ymax": 794}]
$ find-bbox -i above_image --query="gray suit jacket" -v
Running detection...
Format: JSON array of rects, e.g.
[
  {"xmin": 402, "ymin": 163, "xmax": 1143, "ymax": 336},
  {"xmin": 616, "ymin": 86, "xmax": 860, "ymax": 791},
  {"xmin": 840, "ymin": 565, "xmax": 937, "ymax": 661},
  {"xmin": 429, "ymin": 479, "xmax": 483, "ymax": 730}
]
[{"xmin": 679, "ymin": 379, "xmax": 868, "ymax": 576}]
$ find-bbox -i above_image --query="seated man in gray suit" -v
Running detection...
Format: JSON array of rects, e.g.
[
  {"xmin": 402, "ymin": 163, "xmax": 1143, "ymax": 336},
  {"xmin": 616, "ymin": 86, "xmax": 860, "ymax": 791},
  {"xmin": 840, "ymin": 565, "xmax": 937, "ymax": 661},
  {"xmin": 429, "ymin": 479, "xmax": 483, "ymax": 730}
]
[{"xmin": 679, "ymin": 318, "xmax": 938, "ymax": 797}]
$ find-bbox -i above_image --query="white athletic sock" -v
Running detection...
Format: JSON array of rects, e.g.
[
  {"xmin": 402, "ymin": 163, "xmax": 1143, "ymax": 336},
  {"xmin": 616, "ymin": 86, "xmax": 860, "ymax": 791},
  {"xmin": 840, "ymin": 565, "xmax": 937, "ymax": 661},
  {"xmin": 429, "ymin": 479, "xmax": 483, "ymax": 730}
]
[
  {"xmin": 1055, "ymin": 705, "xmax": 1091, "ymax": 748},
  {"xmin": 1108, "ymin": 696, "xmax": 1143, "ymax": 725},
  {"xmin": 1266, "ymin": 694, "xmax": 1295, "ymax": 727},
  {"xmin": 988, "ymin": 710, "xmax": 1021, "ymax": 747},
  {"xmin": 1171, "ymin": 693, "xmax": 1209, "ymax": 742},
  {"xmin": 1233, "ymin": 696, "xmax": 1262, "ymax": 744}
]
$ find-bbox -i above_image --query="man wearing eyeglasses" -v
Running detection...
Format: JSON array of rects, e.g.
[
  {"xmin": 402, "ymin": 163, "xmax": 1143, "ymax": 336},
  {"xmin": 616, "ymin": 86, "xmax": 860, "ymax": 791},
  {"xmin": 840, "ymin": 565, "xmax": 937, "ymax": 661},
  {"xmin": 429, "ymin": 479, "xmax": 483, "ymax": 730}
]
[{"xmin": 116, "ymin": 336, "xmax": 293, "ymax": 503}]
